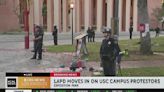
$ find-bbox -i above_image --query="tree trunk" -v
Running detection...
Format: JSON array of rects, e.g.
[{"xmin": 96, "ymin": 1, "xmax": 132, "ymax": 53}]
[{"xmin": 138, "ymin": 0, "xmax": 153, "ymax": 55}]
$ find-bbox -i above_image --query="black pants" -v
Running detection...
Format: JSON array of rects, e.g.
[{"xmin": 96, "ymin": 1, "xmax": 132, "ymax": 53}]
[
  {"xmin": 33, "ymin": 43, "xmax": 42, "ymax": 59},
  {"xmin": 53, "ymin": 36, "xmax": 57, "ymax": 45},
  {"xmin": 92, "ymin": 35, "xmax": 95, "ymax": 42},
  {"xmin": 130, "ymin": 32, "xmax": 132, "ymax": 39},
  {"xmin": 88, "ymin": 36, "xmax": 92, "ymax": 42},
  {"xmin": 101, "ymin": 57, "xmax": 116, "ymax": 76}
]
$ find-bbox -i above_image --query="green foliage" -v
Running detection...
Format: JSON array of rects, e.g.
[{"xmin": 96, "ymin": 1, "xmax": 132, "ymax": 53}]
[
  {"xmin": 42, "ymin": 3, "xmax": 47, "ymax": 16},
  {"xmin": 152, "ymin": 7, "xmax": 164, "ymax": 22}
]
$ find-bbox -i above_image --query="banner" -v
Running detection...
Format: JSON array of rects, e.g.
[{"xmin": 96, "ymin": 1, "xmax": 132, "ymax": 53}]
[
  {"xmin": 50, "ymin": 77, "xmax": 164, "ymax": 89},
  {"xmin": 5, "ymin": 73, "xmax": 164, "ymax": 89}
]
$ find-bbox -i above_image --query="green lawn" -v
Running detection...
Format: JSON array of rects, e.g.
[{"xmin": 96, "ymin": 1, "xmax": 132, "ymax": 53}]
[
  {"xmin": 46, "ymin": 36, "xmax": 164, "ymax": 61},
  {"xmin": 152, "ymin": 37, "xmax": 164, "ymax": 52},
  {"xmin": 95, "ymin": 67, "xmax": 164, "ymax": 76},
  {"xmin": 120, "ymin": 67, "xmax": 164, "ymax": 76},
  {"xmin": 47, "ymin": 44, "xmax": 75, "ymax": 53}
]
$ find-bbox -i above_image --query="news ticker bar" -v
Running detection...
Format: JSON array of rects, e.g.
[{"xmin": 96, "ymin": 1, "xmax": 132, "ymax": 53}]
[
  {"xmin": 2, "ymin": 89, "xmax": 164, "ymax": 92},
  {"xmin": 5, "ymin": 77, "xmax": 164, "ymax": 89},
  {"xmin": 6, "ymin": 72, "xmax": 80, "ymax": 77}
]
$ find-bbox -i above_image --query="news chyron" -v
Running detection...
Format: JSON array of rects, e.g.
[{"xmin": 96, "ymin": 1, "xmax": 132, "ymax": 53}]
[{"xmin": 5, "ymin": 72, "xmax": 164, "ymax": 91}]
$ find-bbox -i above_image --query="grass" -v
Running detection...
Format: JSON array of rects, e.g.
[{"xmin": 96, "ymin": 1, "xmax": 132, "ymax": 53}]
[
  {"xmin": 152, "ymin": 37, "xmax": 164, "ymax": 52},
  {"xmin": 46, "ymin": 36, "xmax": 164, "ymax": 61},
  {"xmin": 120, "ymin": 67, "xmax": 164, "ymax": 76},
  {"xmin": 95, "ymin": 67, "xmax": 164, "ymax": 76},
  {"xmin": 47, "ymin": 45, "xmax": 75, "ymax": 53}
]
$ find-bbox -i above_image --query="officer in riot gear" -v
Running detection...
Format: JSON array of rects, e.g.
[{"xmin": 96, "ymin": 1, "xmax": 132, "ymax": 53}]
[
  {"xmin": 31, "ymin": 25, "xmax": 44, "ymax": 60},
  {"xmin": 100, "ymin": 28, "xmax": 117, "ymax": 76}
]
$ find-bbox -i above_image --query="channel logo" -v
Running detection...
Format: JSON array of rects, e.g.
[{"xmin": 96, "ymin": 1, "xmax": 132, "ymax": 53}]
[{"xmin": 7, "ymin": 78, "xmax": 17, "ymax": 88}]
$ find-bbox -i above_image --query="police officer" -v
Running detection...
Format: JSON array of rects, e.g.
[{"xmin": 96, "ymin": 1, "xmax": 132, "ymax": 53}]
[
  {"xmin": 91, "ymin": 27, "xmax": 95, "ymax": 42},
  {"xmin": 52, "ymin": 26, "xmax": 58, "ymax": 45},
  {"xmin": 31, "ymin": 25, "xmax": 44, "ymax": 60},
  {"xmin": 87, "ymin": 27, "xmax": 92, "ymax": 42},
  {"xmin": 129, "ymin": 25, "xmax": 133, "ymax": 39},
  {"xmin": 100, "ymin": 28, "xmax": 117, "ymax": 76}
]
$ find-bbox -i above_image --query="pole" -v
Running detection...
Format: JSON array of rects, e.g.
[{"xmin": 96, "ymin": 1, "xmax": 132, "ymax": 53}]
[
  {"xmin": 111, "ymin": 0, "xmax": 119, "ymax": 76},
  {"xmin": 24, "ymin": 5, "xmax": 30, "ymax": 49},
  {"xmin": 112, "ymin": 0, "xmax": 119, "ymax": 36},
  {"xmin": 114, "ymin": 0, "xmax": 119, "ymax": 36},
  {"xmin": 72, "ymin": 8, "xmax": 74, "ymax": 45}
]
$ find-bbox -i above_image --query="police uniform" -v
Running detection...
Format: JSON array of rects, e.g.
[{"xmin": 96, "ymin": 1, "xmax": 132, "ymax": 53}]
[
  {"xmin": 129, "ymin": 26, "xmax": 133, "ymax": 39},
  {"xmin": 91, "ymin": 28, "xmax": 95, "ymax": 42},
  {"xmin": 32, "ymin": 26, "xmax": 44, "ymax": 60},
  {"xmin": 52, "ymin": 26, "xmax": 58, "ymax": 45},
  {"xmin": 87, "ymin": 27, "xmax": 92, "ymax": 42},
  {"xmin": 100, "ymin": 29, "xmax": 116, "ymax": 76}
]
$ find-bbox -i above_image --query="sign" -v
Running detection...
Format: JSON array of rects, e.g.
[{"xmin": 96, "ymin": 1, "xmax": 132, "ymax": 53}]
[
  {"xmin": 76, "ymin": 39, "xmax": 82, "ymax": 56},
  {"xmin": 75, "ymin": 33, "xmax": 88, "ymax": 56},
  {"xmin": 145, "ymin": 24, "xmax": 150, "ymax": 32},
  {"xmin": 139, "ymin": 24, "xmax": 145, "ymax": 33},
  {"xmin": 50, "ymin": 77, "xmax": 164, "ymax": 89}
]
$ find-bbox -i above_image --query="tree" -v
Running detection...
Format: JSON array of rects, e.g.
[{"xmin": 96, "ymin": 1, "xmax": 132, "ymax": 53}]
[
  {"xmin": 138, "ymin": 0, "xmax": 153, "ymax": 55},
  {"xmin": 152, "ymin": 7, "xmax": 164, "ymax": 30},
  {"xmin": 152, "ymin": 7, "xmax": 164, "ymax": 22}
]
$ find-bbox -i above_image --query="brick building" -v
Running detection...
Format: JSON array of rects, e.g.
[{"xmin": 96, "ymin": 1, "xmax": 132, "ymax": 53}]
[{"xmin": 0, "ymin": 0, "xmax": 163, "ymax": 32}]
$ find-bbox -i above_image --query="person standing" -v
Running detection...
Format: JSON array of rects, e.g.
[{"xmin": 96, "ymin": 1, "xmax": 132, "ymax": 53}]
[
  {"xmin": 129, "ymin": 25, "xmax": 133, "ymax": 39},
  {"xmin": 87, "ymin": 27, "xmax": 92, "ymax": 42},
  {"xmin": 100, "ymin": 28, "xmax": 117, "ymax": 76},
  {"xmin": 31, "ymin": 25, "xmax": 44, "ymax": 60},
  {"xmin": 91, "ymin": 27, "xmax": 95, "ymax": 42},
  {"xmin": 155, "ymin": 26, "xmax": 160, "ymax": 37},
  {"xmin": 52, "ymin": 26, "xmax": 58, "ymax": 45}
]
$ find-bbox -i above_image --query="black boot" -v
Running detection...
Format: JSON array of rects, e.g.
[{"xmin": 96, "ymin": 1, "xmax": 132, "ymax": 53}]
[
  {"xmin": 38, "ymin": 52, "xmax": 42, "ymax": 60},
  {"xmin": 31, "ymin": 56, "xmax": 36, "ymax": 59},
  {"xmin": 31, "ymin": 52, "xmax": 36, "ymax": 59},
  {"xmin": 31, "ymin": 50, "xmax": 37, "ymax": 59}
]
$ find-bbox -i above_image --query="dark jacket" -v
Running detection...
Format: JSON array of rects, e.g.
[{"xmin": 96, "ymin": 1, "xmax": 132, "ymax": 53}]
[
  {"xmin": 100, "ymin": 37, "xmax": 116, "ymax": 60},
  {"xmin": 52, "ymin": 28, "xmax": 57, "ymax": 37},
  {"xmin": 87, "ymin": 28, "xmax": 92, "ymax": 37},
  {"xmin": 155, "ymin": 27, "xmax": 160, "ymax": 33},
  {"xmin": 34, "ymin": 28, "xmax": 44, "ymax": 47},
  {"xmin": 129, "ymin": 26, "xmax": 133, "ymax": 33}
]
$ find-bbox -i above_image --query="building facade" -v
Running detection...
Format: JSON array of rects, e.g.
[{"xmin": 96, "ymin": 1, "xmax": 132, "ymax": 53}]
[
  {"xmin": 0, "ymin": 0, "xmax": 20, "ymax": 32},
  {"xmin": 0, "ymin": 0, "xmax": 163, "ymax": 32}
]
